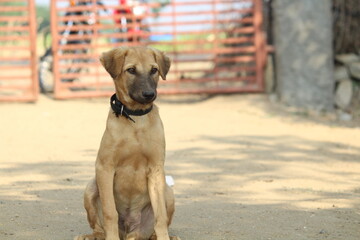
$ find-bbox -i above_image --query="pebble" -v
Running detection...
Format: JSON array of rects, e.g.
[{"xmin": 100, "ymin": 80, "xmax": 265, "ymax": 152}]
[{"xmin": 338, "ymin": 111, "xmax": 352, "ymax": 121}]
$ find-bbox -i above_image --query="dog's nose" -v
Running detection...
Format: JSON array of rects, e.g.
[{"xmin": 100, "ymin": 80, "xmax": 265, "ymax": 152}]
[{"xmin": 142, "ymin": 91, "xmax": 155, "ymax": 100}]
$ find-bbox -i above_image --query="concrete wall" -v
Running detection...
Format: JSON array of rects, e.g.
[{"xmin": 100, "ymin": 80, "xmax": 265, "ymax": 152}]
[{"xmin": 273, "ymin": 0, "xmax": 334, "ymax": 110}]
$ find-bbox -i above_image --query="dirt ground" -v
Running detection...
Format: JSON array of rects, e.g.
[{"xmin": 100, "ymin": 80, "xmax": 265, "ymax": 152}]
[{"xmin": 0, "ymin": 94, "xmax": 359, "ymax": 240}]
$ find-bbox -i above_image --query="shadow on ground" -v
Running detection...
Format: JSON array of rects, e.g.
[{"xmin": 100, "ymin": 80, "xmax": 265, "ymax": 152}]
[
  {"xmin": 0, "ymin": 134, "xmax": 359, "ymax": 240},
  {"xmin": 0, "ymin": 161, "xmax": 93, "ymax": 239},
  {"xmin": 166, "ymin": 134, "xmax": 360, "ymax": 240}
]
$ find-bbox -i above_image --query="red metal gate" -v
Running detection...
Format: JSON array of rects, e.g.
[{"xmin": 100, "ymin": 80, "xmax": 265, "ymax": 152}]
[
  {"xmin": 50, "ymin": 0, "xmax": 266, "ymax": 99},
  {"xmin": 0, "ymin": 0, "xmax": 38, "ymax": 102}
]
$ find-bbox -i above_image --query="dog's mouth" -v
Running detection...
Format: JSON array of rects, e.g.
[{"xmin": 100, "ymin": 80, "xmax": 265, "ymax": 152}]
[{"xmin": 130, "ymin": 90, "xmax": 157, "ymax": 105}]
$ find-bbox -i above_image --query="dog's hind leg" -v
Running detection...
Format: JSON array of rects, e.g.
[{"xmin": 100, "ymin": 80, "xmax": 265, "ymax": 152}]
[
  {"xmin": 165, "ymin": 185, "xmax": 175, "ymax": 226},
  {"xmin": 74, "ymin": 179, "xmax": 105, "ymax": 240}
]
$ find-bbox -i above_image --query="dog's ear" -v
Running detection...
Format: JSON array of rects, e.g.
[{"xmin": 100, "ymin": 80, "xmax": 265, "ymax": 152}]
[
  {"xmin": 153, "ymin": 49, "xmax": 171, "ymax": 80},
  {"xmin": 100, "ymin": 47, "xmax": 128, "ymax": 79}
]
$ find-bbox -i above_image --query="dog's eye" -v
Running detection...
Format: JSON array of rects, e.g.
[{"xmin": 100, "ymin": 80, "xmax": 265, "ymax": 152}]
[
  {"xmin": 150, "ymin": 68, "xmax": 158, "ymax": 75},
  {"xmin": 127, "ymin": 68, "xmax": 136, "ymax": 74}
]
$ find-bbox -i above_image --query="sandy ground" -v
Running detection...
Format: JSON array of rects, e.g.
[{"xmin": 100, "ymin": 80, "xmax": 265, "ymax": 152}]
[{"xmin": 0, "ymin": 94, "xmax": 359, "ymax": 240}]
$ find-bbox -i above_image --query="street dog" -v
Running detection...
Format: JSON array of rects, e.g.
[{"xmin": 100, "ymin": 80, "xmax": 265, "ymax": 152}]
[{"xmin": 75, "ymin": 46, "xmax": 179, "ymax": 240}]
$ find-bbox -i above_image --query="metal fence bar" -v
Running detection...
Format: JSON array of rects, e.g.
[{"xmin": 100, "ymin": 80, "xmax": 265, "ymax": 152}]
[
  {"xmin": 50, "ymin": 0, "xmax": 266, "ymax": 99},
  {"xmin": 253, "ymin": 0, "xmax": 264, "ymax": 90},
  {"xmin": 28, "ymin": 0, "xmax": 38, "ymax": 99},
  {"xmin": 0, "ymin": 0, "xmax": 38, "ymax": 102},
  {"xmin": 51, "ymin": 0, "xmax": 60, "ymax": 98}
]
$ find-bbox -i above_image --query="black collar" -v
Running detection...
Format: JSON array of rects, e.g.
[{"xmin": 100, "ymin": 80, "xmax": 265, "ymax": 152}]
[{"xmin": 110, "ymin": 93, "xmax": 153, "ymax": 123}]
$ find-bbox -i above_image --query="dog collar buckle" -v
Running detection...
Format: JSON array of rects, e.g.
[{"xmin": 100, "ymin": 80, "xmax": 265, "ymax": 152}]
[
  {"xmin": 120, "ymin": 105, "xmax": 124, "ymax": 117},
  {"xmin": 110, "ymin": 93, "xmax": 152, "ymax": 123}
]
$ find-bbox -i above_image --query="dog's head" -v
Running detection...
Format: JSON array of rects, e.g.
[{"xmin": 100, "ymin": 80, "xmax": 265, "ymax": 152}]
[{"xmin": 100, "ymin": 46, "xmax": 170, "ymax": 106}]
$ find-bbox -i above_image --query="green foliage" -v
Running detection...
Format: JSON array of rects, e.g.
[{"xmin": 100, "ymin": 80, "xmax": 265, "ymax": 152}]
[
  {"xmin": 152, "ymin": 0, "xmax": 170, "ymax": 16},
  {"xmin": 0, "ymin": 1, "xmax": 26, "ymax": 15},
  {"xmin": 0, "ymin": 1, "xmax": 26, "ymax": 27},
  {"xmin": 36, "ymin": 5, "xmax": 50, "ymax": 32}
]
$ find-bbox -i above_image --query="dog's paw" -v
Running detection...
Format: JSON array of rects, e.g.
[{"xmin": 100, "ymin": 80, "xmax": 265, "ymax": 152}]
[
  {"xmin": 170, "ymin": 236, "xmax": 181, "ymax": 240},
  {"xmin": 105, "ymin": 237, "xmax": 120, "ymax": 240},
  {"xmin": 150, "ymin": 236, "xmax": 180, "ymax": 240},
  {"xmin": 74, "ymin": 233, "xmax": 105, "ymax": 240}
]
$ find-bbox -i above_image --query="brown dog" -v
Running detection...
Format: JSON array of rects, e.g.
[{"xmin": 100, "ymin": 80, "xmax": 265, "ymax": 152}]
[{"xmin": 74, "ymin": 47, "xmax": 179, "ymax": 240}]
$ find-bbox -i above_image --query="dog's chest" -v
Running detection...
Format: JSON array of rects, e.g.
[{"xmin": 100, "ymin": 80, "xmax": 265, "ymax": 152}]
[
  {"xmin": 113, "ymin": 163, "xmax": 149, "ymax": 200},
  {"xmin": 109, "ymin": 116, "xmax": 164, "ymax": 159},
  {"xmin": 117, "ymin": 127, "xmax": 163, "ymax": 161},
  {"xmin": 110, "ymin": 119, "xmax": 165, "ymax": 198}
]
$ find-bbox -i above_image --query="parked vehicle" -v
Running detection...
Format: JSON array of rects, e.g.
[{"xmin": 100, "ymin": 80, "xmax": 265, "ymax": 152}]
[{"xmin": 38, "ymin": 0, "xmax": 105, "ymax": 93}]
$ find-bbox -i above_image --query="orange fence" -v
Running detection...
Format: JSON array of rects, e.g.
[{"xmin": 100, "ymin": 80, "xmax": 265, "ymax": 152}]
[
  {"xmin": 0, "ymin": 0, "xmax": 38, "ymax": 102},
  {"xmin": 49, "ymin": 0, "xmax": 267, "ymax": 99}
]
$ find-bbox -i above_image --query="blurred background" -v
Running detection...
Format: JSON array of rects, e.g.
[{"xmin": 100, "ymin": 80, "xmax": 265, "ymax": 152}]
[{"xmin": 0, "ymin": 0, "xmax": 357, "ymax": 118}]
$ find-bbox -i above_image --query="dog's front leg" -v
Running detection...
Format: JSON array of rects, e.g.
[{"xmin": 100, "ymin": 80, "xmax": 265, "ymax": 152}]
[
  {"xmin": 96, "ymin": 165, "xmax": 119, "ymax": 240},
  {"xmin": 148, "ymin": 166, "xmax": 170, "ymax": 240}
]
